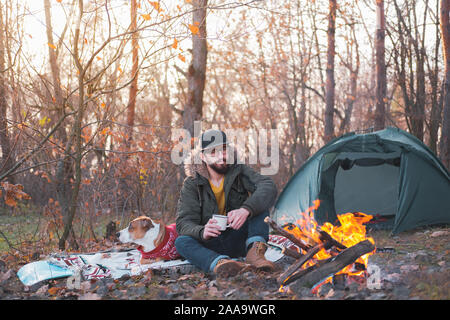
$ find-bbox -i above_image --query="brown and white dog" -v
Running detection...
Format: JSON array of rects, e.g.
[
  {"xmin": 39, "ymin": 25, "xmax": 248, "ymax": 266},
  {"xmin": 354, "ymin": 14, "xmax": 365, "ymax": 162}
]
[{"xmin": 116, "ymin": 216, "xmax": 180, "ymax": 265}]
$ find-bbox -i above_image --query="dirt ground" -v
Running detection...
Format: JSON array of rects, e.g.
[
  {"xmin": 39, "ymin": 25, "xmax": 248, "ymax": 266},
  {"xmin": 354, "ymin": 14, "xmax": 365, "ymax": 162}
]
[{"xmin": 0, "ymin": 225, "xmax": 448, "ymax": 300}]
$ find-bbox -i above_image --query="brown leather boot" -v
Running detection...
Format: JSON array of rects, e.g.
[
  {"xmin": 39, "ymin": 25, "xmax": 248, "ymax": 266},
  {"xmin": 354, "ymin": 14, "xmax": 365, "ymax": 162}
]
[
  {"xmin": 213, "ymin": 259, "xmax": 251, "ymax": 277},
  {"xmin": 246, "ymin": 242, "xmax": 276, "ymax": 272}
]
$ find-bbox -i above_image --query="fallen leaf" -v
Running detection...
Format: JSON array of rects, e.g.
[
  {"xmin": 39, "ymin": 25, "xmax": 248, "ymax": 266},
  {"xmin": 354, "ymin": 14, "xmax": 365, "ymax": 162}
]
[
  {"xmin": 178, "ymin": 274, "xmax": 194, "ymax": 281},
  {"xmin": 48, "ymin": 287, "xmax": 61, "ymax": 295}
]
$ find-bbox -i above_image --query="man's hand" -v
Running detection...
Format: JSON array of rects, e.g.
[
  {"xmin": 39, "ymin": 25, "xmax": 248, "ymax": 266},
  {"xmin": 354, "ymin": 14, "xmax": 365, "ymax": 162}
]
[
  {"xmin": 202, "ymin": 218, "xmax": 222, "ymax": 240},
  {"xmin": 227, "ymin": 208, "xmax": 250, "ymax": 230}
]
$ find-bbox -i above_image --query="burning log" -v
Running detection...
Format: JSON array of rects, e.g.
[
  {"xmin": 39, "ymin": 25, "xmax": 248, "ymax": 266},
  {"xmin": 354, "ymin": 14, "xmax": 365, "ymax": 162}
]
[
  {"xmin": 264, "ymin": 216, "xmax": 311, "ymax": 252},
  {"xmin": 266, "ymin": 214, "xmax": 375, "ymax": 295},
  {"xmin": 283, "ymin": 257, "xmax": 336, "ymax": 286},
  {"xmin": 318, "ymin": 229, "xmax": 347, "ymax": 250},
  {"xmin": 277, "ymin": 234, "xmax": 343, "ymax": 286},
  {"xmin": 277, "ymin": 242, "xmax": 325, "ymax": 285},
  {"xmin": 288, "ymin": 239, "xmax": 375, "ymax": 292}
]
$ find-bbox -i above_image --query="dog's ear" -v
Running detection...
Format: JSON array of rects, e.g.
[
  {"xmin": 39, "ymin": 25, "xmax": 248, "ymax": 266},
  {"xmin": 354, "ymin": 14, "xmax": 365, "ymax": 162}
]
[
  {"xmin": 154, "ymin": 222, "xmax": 166, "ymax": 247},
  {"xmin": 139, "ymin": 218, "xmax": 154, "ymax": 231}
]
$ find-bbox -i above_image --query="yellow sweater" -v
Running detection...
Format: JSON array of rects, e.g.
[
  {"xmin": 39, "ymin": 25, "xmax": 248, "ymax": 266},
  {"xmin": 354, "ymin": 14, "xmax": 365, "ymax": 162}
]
[{"xmin": 209, "ymin": 177, "xmax": 226, "ymax": 215}]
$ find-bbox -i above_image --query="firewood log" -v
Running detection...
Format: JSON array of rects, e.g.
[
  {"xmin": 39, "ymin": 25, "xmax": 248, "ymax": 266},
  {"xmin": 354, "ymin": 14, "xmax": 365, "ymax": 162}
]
[
  {"xmin": 264, "ymin": 217, "xmax": 311, "ymax": 252},
  {"xmin": 288, "ymin": 239, "xmax": 375, "ymax": 292},
  {"xmin": 277, "ymin": 242, "xmax": 325, "ymax": 285}
]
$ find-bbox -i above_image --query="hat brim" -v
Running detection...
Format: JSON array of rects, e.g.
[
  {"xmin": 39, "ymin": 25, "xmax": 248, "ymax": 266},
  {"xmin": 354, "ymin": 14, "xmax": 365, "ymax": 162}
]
[{"xmin": 200, "ymin": 141, "xmax": 230, "ymax": 152}]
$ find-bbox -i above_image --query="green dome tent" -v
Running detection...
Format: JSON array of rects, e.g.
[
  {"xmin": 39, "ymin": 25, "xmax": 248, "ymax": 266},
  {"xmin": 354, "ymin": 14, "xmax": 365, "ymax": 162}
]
[{"xmin": 272, "ymin": 127, "xmax": 450, "ymax": 234}]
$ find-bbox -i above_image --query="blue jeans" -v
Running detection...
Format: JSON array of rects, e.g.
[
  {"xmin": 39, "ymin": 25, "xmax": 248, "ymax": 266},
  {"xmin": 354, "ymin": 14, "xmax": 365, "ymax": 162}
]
[{"xmin": 175, "ymin": 211, "xmax": 270, "ymax": 272}]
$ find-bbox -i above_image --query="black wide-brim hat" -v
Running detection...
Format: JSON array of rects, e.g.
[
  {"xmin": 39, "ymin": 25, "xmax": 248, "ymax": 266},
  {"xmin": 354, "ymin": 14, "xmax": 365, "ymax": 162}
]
[{"xmin": 200, "ymin": 129, "xmax": 229, "ymax": 151}]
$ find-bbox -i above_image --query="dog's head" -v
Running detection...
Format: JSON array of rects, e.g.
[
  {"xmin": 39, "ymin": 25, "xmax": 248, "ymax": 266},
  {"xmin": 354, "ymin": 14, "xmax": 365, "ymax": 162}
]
[{"xmin": 116, "ymin": 216, "xmax": 165, "ymax": 252}]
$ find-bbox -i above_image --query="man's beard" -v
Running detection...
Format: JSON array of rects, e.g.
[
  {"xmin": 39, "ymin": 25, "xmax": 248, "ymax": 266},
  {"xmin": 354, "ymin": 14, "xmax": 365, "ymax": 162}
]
[{"xmin": 209, "ymin": 162, "xmax": 229, "ymax": 174}]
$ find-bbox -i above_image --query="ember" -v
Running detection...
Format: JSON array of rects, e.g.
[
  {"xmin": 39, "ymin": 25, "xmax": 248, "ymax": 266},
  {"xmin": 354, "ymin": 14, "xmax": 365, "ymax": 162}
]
[{"xmin": 266, "ymin": 201, "xmax": 376, "ymax": 294}]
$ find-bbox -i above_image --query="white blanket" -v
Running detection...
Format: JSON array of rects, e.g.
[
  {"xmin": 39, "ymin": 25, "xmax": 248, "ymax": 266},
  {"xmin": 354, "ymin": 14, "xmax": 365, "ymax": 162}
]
[{"xmin": 17, "ymin": 235, "xmax": 296, "ymax": 286}]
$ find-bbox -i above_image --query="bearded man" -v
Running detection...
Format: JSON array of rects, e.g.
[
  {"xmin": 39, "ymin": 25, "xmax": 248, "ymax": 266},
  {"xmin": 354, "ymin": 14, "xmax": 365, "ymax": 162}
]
[{"xmin": 175, "ymin": 129, "xmax": 278, "ymax": 277}]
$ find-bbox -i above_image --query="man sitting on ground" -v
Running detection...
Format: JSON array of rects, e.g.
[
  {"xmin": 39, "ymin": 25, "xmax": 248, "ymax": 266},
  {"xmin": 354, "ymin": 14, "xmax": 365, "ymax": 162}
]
[{"xmin": 175, "ymin": 129, "xmax": 278, "ymax": 277}]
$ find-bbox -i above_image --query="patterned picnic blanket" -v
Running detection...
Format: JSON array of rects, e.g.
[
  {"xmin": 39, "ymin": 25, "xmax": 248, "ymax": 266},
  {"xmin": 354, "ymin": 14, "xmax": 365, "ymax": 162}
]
[{"xmin": 17, "ymin": 235, "xmax": 298, "ymax": 286}]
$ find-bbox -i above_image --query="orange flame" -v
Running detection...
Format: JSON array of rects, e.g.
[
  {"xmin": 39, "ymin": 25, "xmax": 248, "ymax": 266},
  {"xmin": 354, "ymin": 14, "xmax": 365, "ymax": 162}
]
[{"xmin": 279, "ymin": 200, "xmax": 376, "ymax": 291}]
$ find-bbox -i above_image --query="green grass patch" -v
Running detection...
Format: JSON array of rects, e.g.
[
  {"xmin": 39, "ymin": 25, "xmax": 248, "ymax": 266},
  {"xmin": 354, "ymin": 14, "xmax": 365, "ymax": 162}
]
[{"xmin": 0, "ymin": 204, "xmax": 44, "ymax": 252}]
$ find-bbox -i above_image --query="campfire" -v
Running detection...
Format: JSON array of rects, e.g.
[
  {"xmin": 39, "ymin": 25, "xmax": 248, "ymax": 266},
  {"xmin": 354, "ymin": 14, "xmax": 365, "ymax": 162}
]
[{"xmin": 265, "ymin": 200, "xmax": 376, "ymax": 294}]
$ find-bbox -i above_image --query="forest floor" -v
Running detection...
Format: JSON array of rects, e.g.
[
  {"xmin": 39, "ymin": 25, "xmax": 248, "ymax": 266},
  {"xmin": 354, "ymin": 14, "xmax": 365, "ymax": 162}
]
[{"xmin": 0, "ymin": 216, "xmax": 449, "ymax": 300}]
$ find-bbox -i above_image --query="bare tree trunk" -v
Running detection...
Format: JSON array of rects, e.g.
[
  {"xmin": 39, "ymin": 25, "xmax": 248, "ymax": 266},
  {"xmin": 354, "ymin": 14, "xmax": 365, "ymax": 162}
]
[
  {"xmin": 0, "ymin": 4, "xmax": 15, "ymax": 184},
  {"xmin": 324, "ymin": 0, "xmax": 336, "ymax": 142},
  {"xmin": 126, "ymin": 0, "xmax": 138, "ymax": 146},
  {"xmin": 0, "ymin": 7, "xmax": 15, "ymax": 183},
  {"xmin": 44, "ymin": 0, "xmax": 76, "ymax": 248},
  {"xmin": 59, "ymin": 0, "xmax": 85, "ymax": 250},
  {"xmin": 440, "ymin": 0, "xmax": 450, "ymax": 169},
  {"xmin": 374, "ymin": 0, "xmax": 386, "ymax": 131},
  {"xmin": 429, "ymin": 0, "xmax": 443, "ymax": 153},
  {"xmin": 339, "ymin": 19, "xmax": 360, "ymax": 135},
  {"xmin": 411, "ymin": 0, "xmax": 426, "ymax": 141},
  {"xmin": 183, "ymin": 0, "xmax": 207, "ymax": 136}
]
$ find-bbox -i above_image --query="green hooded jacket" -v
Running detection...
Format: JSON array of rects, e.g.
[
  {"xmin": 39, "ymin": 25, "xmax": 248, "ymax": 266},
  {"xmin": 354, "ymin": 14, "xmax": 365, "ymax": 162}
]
[{"xmin": 175, "ymin": 145, "xmax": 278, "ymax": 241}]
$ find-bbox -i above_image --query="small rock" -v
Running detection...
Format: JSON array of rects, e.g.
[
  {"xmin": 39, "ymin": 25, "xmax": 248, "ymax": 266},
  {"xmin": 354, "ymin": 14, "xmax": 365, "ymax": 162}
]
[
  {"xmin": 129, "ymin": 285, "xmax": 146, "ymax": 297},
  {"xmin": 0, "ymin": 269, "xmax": 14, "ymax": 283},
  {"xmin": 112, "ymin": 289, "xmax": 123, "ymax": 298},
  {"xmin": 430, "ymin": 230, "xmax": 448, "ymax": 238},
  {"xmin": 28, "ymin": 282, "xmax": 46, "ymax": 293},
  {"xmin": 79, "ymin": 292, "xmax": 101, "ymax": 300},
  {"xmin": 332, "ymin": 274, "xmax": 347, "ymax": 290},
  {"xmin": 36, "ymin": 284, "xmax": 49, "ymax": 296},
  {"xmin": 95, "ymin": 285, "xmax": 109, "ymax": 297},
  {"xmin": 316, "ymin": 282, "xmax": 333, "ymax": 297}
]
